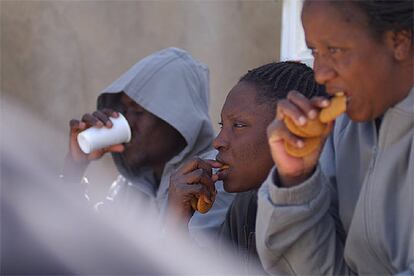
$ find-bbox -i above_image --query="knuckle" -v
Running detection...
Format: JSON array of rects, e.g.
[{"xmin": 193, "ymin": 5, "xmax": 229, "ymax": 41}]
[
  {"xmin": 194, "ymin": 168, "xmax": 204, "ymax": 178},
  {"xmin": 69, "ymin": 119, "xmax": 79, "ymax": 127},
  {"xmin": 193, "ymin": 157, "xmax": 203, "ymax": 165}
]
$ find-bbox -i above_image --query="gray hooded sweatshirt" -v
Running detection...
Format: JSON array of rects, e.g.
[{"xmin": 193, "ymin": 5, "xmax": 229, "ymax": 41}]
[
  {"xmin": 256, "ymin": 86, "xmax": 414, "ymax": 275},
  {"xmin": 94, "ymin": 48, "xmax": 234, "ymax": 245}
]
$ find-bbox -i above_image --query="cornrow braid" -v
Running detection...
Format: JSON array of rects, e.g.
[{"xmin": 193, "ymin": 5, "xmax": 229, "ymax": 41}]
[{"xmin": 239, "ymin": 61, "xmax": 326, "ymax": 106}]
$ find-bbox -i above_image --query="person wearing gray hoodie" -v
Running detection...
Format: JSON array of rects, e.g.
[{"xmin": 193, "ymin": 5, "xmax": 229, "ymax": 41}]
[
  {"xmin": 63, "ymin": 47, "xmax": 234, "ymax": 246},
  {"xmin": 257, "ymin": 1, "xmax": 413, "ymax": 275}
]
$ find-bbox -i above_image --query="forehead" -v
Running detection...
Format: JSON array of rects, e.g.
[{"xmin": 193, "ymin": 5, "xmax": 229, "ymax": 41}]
[
  {"xmin": 222, "ymin": 82, "xmax": 271, "ymax": 118},
  {"xmin": 302, "ymin": 1, "xmax": 371, "ymax": 45},
  {"xmin": 120, "ymin": 92, "xmax": 145, "ymax": 110}
]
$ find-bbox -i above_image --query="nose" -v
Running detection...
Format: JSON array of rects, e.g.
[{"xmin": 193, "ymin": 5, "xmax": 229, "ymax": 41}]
[
  {"xmin": 213, "ymin": 129, "xmax": 229, "ymax": 152},
  {"xmin": 313, "ymin": 57, "xmax": 336, "ymax": 85}
]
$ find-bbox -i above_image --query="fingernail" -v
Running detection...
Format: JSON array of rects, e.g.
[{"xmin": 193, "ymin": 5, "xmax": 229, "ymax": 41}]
[
  {"xmin": 322, "ymin": 100, "xmax": 329, "ymax": 107},
  {"xmin": 308, "ymin": 110, "xmax": 317, "ymax": 119},
  {"xmin": 296, "ymin": 140, "xmax": 304, "ymax": 148},
  {"xmin": 298, "ymin": 116, "xmax": 306, "ymax": 125}
]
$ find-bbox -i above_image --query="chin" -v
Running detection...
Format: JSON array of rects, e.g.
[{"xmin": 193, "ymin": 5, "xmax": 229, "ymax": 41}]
[
  {"xmin": 348, "ymin": 111, "xmax": 375, "ymax": 122},
  {"xmin": 223, "ymin": 180, "xmax": 238, "ymax": 193},
  {"xmin": 223, "ymin": 179, "xmax": 251, "ymax": 193}
]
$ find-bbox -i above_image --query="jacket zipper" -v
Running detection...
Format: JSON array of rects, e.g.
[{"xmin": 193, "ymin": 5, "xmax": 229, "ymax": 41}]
[{"xmin": 363, "ymin": 127, "xmax": 393, "ymax": 274}]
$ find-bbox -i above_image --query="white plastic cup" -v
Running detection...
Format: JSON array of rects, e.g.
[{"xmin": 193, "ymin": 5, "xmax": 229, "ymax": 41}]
[{"xmin": 77, "ymin": 113, "xmax": 132, "ymax": 154}]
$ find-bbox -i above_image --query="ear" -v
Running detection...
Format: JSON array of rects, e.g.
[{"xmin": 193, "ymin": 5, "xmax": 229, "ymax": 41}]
[{"xmin": 385, "ymin": 30, "xmax": 413, "ymax": 61}]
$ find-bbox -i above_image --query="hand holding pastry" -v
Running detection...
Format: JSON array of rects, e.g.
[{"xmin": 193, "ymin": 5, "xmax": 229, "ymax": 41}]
[
  {"xmin": 267, "ymin": 91, "xmax": 346, "ymax": 187},
  {"xmin": 167, "ymin": 158, "xmax": 221, "ymax": 229},
  {"xmin": 283, "ymin": 92, "xmax": 346, "ymax": 157}
]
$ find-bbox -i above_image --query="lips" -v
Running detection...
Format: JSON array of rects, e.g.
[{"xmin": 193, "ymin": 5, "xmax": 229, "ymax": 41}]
[
  {"xmin": 325, "ymin": 87, "xmax": 349, "ymax": 97},
  {"xmin": 215, "ymin": 156, "xmax": 230, "ymax": 180},
  {"xmin": 325, "ymin": 89, "xmax": 351, "ymax": 108}
]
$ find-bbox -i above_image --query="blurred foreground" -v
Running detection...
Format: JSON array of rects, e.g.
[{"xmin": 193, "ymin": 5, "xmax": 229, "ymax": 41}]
[{"xmin": 0, "ymin": 97, "xmax": 258, "ymax": 275}]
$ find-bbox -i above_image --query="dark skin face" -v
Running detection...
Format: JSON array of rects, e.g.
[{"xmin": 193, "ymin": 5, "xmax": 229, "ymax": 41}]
[
  {"xmin": 65, "ymin": 92, "xmax": 186, "ymax": 185},
  {"xmin": 166, "ymin": 81, "xmax": 276, "ymax": 229},
  {"xmin": 213, "ymin": 81, "xmax": 275, "ymax": 193},
  {"xmin": 302, "ymin": 1, "xmax": 414, "ymax": 122},
  {"xmin": 118, "ymin": 93, "xmax": 187, "ymax": 181}
]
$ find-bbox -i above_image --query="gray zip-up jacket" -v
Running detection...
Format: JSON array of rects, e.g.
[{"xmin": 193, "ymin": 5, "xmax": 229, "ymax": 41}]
[
  {"xmin": 93, "ymin": 48, "xmax": 234, "ymax": 246},
  {"xmin": 256, "ymin": 86, "xmax": 414, "ymax": 275}
]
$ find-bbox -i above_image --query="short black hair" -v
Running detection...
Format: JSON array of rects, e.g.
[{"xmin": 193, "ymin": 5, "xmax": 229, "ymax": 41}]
[
  {"xmin": 239, "ymin": 61, "xmax": 326, "ymax": 106},
  {"xmin": 305, "ymin": 0, "xmax": 414, "ymax": 43}
]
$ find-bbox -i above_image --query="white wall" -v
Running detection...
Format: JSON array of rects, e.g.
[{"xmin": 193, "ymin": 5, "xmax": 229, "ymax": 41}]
[{"xmin": 280, "ymin": 0, "xmax": 313, "ymax": 67}]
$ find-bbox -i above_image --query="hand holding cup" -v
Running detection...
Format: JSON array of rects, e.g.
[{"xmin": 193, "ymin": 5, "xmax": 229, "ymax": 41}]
[{"xmin": 68, "ymin": 109, "xmax": 129, "ymax": 162}]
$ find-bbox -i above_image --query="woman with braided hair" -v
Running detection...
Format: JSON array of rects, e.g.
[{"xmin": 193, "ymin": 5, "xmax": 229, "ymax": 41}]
[
  {"xmin": 257, "ymin": 0, "xmax": 414, "ymax": 274},
  {"xmin": 166, "ymin": 61, "xmax": 326, "ymax": 273}
]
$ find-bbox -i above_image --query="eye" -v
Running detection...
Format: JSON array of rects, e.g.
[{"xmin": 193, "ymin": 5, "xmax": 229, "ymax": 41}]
[
  {"xmin": 328, "ymin": 47, "xmax": 343, "ymax": 55},
  {"xmin": 218, "ymin": 121, "xmax": 223, "ymax": 129},
  {"xmin": 309, "ymin": 47, "xmax": 319, "ymax": 57},
  {"xmin": 233, "ymin": 122, "xmax": 246, "ymax": 128}
]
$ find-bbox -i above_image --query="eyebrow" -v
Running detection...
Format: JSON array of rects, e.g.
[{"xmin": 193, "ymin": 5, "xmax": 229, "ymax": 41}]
[{"xmin": 223, "ymin": 109, "xmax": 260, "ymax": 122}]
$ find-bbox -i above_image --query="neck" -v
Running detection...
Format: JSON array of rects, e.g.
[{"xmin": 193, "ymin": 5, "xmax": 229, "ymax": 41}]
[
  {"xmin": 387, "ymin": 60, "xmax": 414, "ymax": 108},
  {"xmin": 153, "ymin": 164, "xmax": 165, "ymax": 187}
]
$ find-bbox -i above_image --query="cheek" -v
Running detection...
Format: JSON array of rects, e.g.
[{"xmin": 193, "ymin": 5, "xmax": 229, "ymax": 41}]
[{"xmin": 230, "ymin": 136, "xmax": 273, "ymax": 188}]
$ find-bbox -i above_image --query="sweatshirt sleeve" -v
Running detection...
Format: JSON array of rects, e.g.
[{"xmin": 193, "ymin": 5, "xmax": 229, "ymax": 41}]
[{"xmin": 255, "ymin": 137, "xmax": 355, "ymax": 275}]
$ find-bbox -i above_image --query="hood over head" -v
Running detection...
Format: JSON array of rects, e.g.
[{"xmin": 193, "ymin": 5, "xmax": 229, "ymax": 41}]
[{"xmin": 97, "ymin": 47, "xmax": 214, "ymax": 181}]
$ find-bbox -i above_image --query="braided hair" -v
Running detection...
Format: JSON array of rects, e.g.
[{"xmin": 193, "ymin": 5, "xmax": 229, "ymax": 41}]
[{"xmin": 239, "ymin": 61, "xmax": 326, "ymax": 106}]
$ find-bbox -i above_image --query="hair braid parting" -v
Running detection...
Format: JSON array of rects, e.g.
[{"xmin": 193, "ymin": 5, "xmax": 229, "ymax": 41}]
[{"xmin": 240, "ymin": 61, "xmax": 326, "ymax": 105}]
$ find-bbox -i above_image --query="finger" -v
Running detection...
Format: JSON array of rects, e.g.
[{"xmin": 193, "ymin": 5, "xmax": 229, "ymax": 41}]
[
  {"xmin": 310, "ymin": 96, "xmax": 330, "ymax": 109},
  {"xmin": 176, "ymin": 158, "xmax": 213, "ymax": 176},
  {"xmin": 93, "ymin": 110, "xmax": 113, "ymax": 128},
  {"xmin": 203, "ymin": 159, "xmax": 223, "ymax": 168},
  {"xmin": 81, "ymin": 113, "xmax": 104, "ymax": 128},
  {"xmin": 69, "ymin": 119, "xmax": 81, "ymax": 130},
  {"xmin": 181, "ymin": 183, "xmax": 210, "ymax": 200},
  {"xmin": 69, "ymin": 119, "xmax": 88, "ymax": 135},
  {"xmin": 101, "ymin": 108, "xmax": 119, "ymax": 118},
  {"xmin": 267, "ymin": 120, "xmax": 304, "ymax": 149},
  {"xmin": 101, "ymin": 108, "xmax": 119, "ymax": 127},
  {"xmin": 180, "ymin": 169, "xmax": 216, "ymax": 188},
  {"xmin": 82, "ymin": 143, "xmax": 124, "ymax": 161},
  {"xmin": 287, "ymin": 90, "xmax": 318, "ymax": 119},
  {"xmin": 177, "ymin": 169, "xmax": 216, "ymax": 197},
  {"xmin": 103, "ymin": 144, "xmax": 125, "ymax": 153},
  {"xmin": 276, "ymin": 99, "xmax": 307, "ymax": 126}
]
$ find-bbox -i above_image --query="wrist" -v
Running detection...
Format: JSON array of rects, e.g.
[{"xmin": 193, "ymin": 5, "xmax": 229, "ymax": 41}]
[
  {"xmin": 62, "ymin": 153, "xmax": 89, "ymax": 183},
  {"xmin": 277, "ymin": 169, "xmax": 315, "ymax": 188}
]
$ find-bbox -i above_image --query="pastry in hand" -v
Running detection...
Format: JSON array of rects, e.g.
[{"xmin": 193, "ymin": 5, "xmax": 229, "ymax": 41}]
[
  {"xmin": 319, "ymin": 92, "xmax": 347, "ymax": 123},
  {"xmin": 191, "ymin": 195, "xmax": 212, "ymax": 214},
  {"xmin": 190, "ymin": 164, "xmax": 227, "ymax": 213},
  {"xmin": 283, "ymin": 92, "xmax": 346, "ymax": 157}
]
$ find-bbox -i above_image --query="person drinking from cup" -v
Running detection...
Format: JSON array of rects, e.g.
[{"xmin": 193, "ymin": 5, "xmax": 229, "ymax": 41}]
[
  {"xmin": 62, "ymin": 48, "xmax": 235, "ymax": 245},
  {"xmin": 166, "ymin": 61, "xmax": 326, "ymax": 273},
  {"xmin": 256, "ymin": 1, "xmax": 414, "ymax": 274}
]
